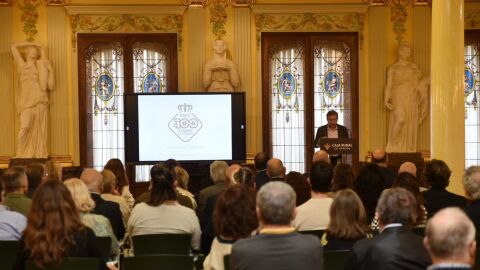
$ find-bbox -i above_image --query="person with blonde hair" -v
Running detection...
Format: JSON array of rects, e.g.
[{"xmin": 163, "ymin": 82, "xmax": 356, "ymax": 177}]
[
  {"xmin": 64, "ymin": 178, "xmax": 119, "ymax": 257},
  {"xmin": 101, "ymin": 169, "xmax": 130, "ymax": 225},
  {"xmin": 322, "ymin": 189, "xmax": 368, "ymax": 251},
  {"xmin": 174, "ymin": 166, "xmax": 197, "ymax": 209},
  {"xmin": 43, "ymin": 160, "xmax": 62, "ymax": 182}
]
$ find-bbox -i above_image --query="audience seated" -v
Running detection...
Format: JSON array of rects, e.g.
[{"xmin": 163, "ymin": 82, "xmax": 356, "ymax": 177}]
[
  {"xmin": 127, "ymin": 163, "xmax": 201, "ymax": 250},
  {"xmin": 197, "ymin": 161, "xmax": 229, "ymax": 217},
  {"xmin": 371, "ymin": 149, "xmax": 395, "ymax": 188},
  {"xmin": 80, "ymin": 168, "xmax": 125, "ymax": 241},
  {"xmin": 203, "ymin": 185, "xmax": 258, "ymax": 270},
  {"xmin": 331, "ymin": 163, "xmax": 355, "ymax": 193},
  {"xmin": 13, "ymin": 181, "xmax": 113, "ymax": 270},
  {"xmin": 322, "ymin": 189, "xmax": 368, "ymax": 251},
  {"xmin": 231, "ymin": 181, "xmax": 323, "ymax": 270},
  {"xmin": 463, "ymin": 166, "xmax": 480, "ymax": 232},
  {"xmin": 344, "ymin": 188, "xmax": 431, "ymax": 270},
  {"xmin": 266, "ymin": 158, "xmax": 286, "ymax": 182},
  {"xmin": 64, "ymin": 178, "xmax": 119, "ymax": 257},
  {"xmin": 233, "ymin": 167, "xmax": 256, "ymax": 189},
  {"xmin": 25, "ymin": 163, "xmax": 44, "ymax": 197},
  {"xmin": 313, "ymin": 150, "xmax": 330, "ymax": 164},
  {"xmin": 1, "ymin": 167, "xmax": 31, "ymax": 217},
  {"xmin": 294, "ymin": 161, "xmax": 333, "ymax": 231},
  {"xmin": 424, "ymin": 207, "xmax": 476, "ymax": 270},
  {"xmin": 371, "ymin": 172, "xmax": 428, "ymax": 230},
  {"xmin": 226, "ymin": 164, "xmax": 242, "ymax": 184},
  {"xmin": 423, "ymin": 159, "xmax": 466, "ymax": 218},
  {"xmin": 104, "ymin": 159, "xmax": 135, "ymax": 209},
  {"xmin": 354, "ymin": 164, "xmax": 385, "ymax": 223},
  {"xmin": 0, "ymin": 180, "xmax": 26, "ymax": 240},
  {"xmin": 254, "ymin": 152, "xmax": 270, "ymax": 190},
  {"xmin": 398, "ymin": 161, "xmax": 417, "ymax": 177},
  {"xmin": 174, "ymin": 166, "xmax": 197, "ymax": 209},
  {"xmin": 44, "ymin": 160, "xmax": 63, "ymax": 182},
  {"xmin": 285, "ymin": 171, "xmax": 311, "ymax": 206},
  {"xmin": 100, "ymin": 169, "xmax": 131, "ymax": 226}
]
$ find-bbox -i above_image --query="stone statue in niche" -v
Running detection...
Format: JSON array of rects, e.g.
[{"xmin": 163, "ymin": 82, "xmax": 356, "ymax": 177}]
[
  {"xmin": 11, "ymin": 42, "xmax": 54, "ymax": 158},
  {"xmin": 385, "ymin": 43, "xmax": 429, "ymax": 153},
  {"xmin": 203, "ymin": 39, "xmax": 240, "ymax": 92}
]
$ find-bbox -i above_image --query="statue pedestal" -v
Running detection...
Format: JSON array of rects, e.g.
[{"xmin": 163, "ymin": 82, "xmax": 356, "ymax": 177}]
[{"xmin": 9, "ymin": 158, "xmax": 49, "ymax": 167}]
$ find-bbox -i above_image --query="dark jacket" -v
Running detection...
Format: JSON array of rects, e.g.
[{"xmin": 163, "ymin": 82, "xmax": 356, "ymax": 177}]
[
  {"xmin": 465, "ymin": 199, "xmax": 480, "ymax": 232},
  {"xmin": 344, "ymin": 226, "xmax": 431, "ymax": 270},
  {"xmin": 423, "ymin": 188, "xmax": 467, "ymax": 218},
  {"xmin": 231, "ymin": 232, "xmax": 323, "ymax": 270},
  {"xmin": 255, "ymin": 170, "xmax": 269, "ymax": 190},
  {"xmin": 314, "ymin": 124, "xmax": 349, "ymax": 147},
  {"xmin": 197, "ymin": 181, "xmax": 226, "ymax": 217},
  {"xmin": 91, "ymin": 193, "xmax": 125, "ymax": 240}
]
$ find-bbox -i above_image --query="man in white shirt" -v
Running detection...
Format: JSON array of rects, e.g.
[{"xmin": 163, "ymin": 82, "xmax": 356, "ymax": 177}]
[{"xmin": 294, "ymin": 161, "xmax": 333, "ymax": 231}]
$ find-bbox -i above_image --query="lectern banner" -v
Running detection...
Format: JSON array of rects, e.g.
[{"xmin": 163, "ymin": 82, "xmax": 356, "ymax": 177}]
[{"xmin": 319, "ymin": 138, "xmax": 357, "ymax": 155}]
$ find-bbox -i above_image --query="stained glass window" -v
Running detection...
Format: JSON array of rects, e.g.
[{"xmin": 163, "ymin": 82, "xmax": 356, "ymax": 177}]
[
  {"xmin": 269, "ymin": 41, "xmax": 305, "ymax": 173},
  {"xmin": 313, "ymin": 40, "xmax": 352, "ymax": 161},
  {"xmin": 465, "ymin": 44, "xmax": 480, "ymax": 167}
]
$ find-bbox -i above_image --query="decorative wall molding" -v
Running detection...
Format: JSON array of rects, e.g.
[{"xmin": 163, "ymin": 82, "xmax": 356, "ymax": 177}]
[
  {"xmin": 364, "ymin": 0, "xmax": 390, "ymax": 5},
  {"xmin": 42, "ymin": 0, "xmax": 69, "ymax": 5},
  {"xmin": 390, "ymin": 0, "xmax": 409, "ymax": 44},
  {"xmin": 0, "ymin": 0, "xmax": 13, "ymax": 6},
  {"xmin": 253, "ymin": 13, "xmax": 365, "ymax": 49},
  {"xmin": 465, "ymin": 10, "xmax": 480, "ymax": 29},
  {"xmin": 20, "ymin": 0, "xmax": 39, "ymax": 41},
  {"xmin": 182, "ymin": 0, "xmax": 208, "ymax": 6},
  {"xmin": 210, "ymin": 0, "xmax": 228, "ymax": 40},
  {"xmin": 68, "ymin": 13, "xmax": 184, "ymax": 51},
  {"xmin": 230, "ymin": 0, "xmax": 255, "ymax": 7}
]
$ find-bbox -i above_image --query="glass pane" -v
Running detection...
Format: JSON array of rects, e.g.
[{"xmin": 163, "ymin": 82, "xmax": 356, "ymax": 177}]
[
  {"xmin": 269, "ymin": 41, "xmax": 305, "ymax": 173},
  {"xmin": 85, "ymin": 42, "xmax": 124, "ymax": 171},
  {"xmin": 313, "ymin": 40, "xmax": 352, "ymax": 163},
  {"xmin": 133, "ymin": 41, "xmax": 170, "ymax": 182},
  {"xmin": 465, "ymin": 44, "xmax": 480, "ymax": 168}
]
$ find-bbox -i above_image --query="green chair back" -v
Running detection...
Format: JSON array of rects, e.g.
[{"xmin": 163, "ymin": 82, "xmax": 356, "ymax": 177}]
[
  {"xmin": 0, "ymin": 240, "xmax": 21, "ymax": 270},
  {"xmin": 298, "ymin": 230, "xmax": 325, "ymax": 239},
  {"xmin": 96, "ymin": 236, "xmax": 112, "ymax": 258},
  {"xmin": 25, "ymin": 258, "xmax": 99, "ymax": 270},
  {"xmin": 132, "ymin": 234, "xmax": 191, "ymax": 255},
  {"xmin": 324, "ymin": 250, "xmax": 351, "ymax": 270},
  {"xmin": 224, "ymin": 254, "xmax": 231, "ymax": 270},
  {"xmin": 122, "ymin": 255, "xmax": 193, "ymax": 270}
]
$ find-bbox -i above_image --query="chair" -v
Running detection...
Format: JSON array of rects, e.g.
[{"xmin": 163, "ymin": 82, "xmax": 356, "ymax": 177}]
[
  {"xmin": 0, "ymin": 240, "xmax": 20, "ymax": 270},
  {"xmin": 323, "ymin": 250, "xmax": 351, "ymax": 270},
  {"xmin": 132, "ymin": 234, "xmax": 192, "ymax": 255},
  {"xmin": 96, "ymin": 236, "xmax": 112, "ymax": 258},
  {"xmin": 224, "ymin": 254, "xmax": 231, "ymax": 270},
  {"xmin": 298, "ymin": 230, "xmax": 325, "ymax": 239},
  {"xmin": 25, "ymin": 258, "xmax": 99, "ymax": 270},
  {"xmin": 122, "ymin": 254, "xmax": 194, "ymax": 270}
]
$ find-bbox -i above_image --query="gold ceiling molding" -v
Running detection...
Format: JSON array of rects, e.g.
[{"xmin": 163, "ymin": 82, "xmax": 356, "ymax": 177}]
[
  {"xmin": 229, "ymin": 0, "xmax": 255, "ymax": 7},
  {"xmin": 364, "ymin": 0, "xmax": 390, "ymax": 5},
  {"xmin": 69, "ymin": 14, "xmax": 184, "ymax": 51},
  {"xmin": 41, "ymin": 0, "xmax": 69, "ymax": 5},
  {"xmin": 254, "ymin": 13, "xmax": 365, "ymax": 49},
  {"xmin": 0, "ymin": 0, "xmax": 13, "ymax": 5},
  {"xmin": 466, "ymin": 10, "xmax": 480, "ymax": 29},
  {"xmin": 182, "ymin": 0, "xmax": 208, "ymax": 7}
]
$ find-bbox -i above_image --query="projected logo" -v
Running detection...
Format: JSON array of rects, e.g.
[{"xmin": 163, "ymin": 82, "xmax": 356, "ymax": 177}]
[{"xmin": 168, "ymin": 103, "xmax": 203, "ymax": 142}]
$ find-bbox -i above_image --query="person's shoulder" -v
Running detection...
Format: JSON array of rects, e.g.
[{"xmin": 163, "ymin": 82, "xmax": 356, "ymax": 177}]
[{"xmin": 293, "ymin": 232, "xmax": 321, "ymax": 246}]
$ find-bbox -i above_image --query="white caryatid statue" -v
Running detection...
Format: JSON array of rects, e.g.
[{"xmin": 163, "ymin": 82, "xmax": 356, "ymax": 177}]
[
  {"xmin": 203, "ymin": 39, "xmax": 240, "ymax": 92},
  {"xmin": 385, "ymin": 43, "xmax": 429, "ymax": 153},
  {"xmin": 11, "ymin": 42, "xmax": 54, "ymax": 158}
]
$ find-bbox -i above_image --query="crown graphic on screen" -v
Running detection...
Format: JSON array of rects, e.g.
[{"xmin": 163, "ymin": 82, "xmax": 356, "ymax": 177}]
[{"xmin": 178, "ymin": 103, "xmax": 193, "ymax": 112}]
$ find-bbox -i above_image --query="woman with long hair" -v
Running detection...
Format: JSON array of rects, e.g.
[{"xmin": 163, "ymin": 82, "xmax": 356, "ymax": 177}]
[
  {"xmin": 331, "ymin": 163, "xmax": 356, "ymax": 192},
  {"xmin": 13, "ymin": 181, "xmax": 113, "ymax": 270},
  {"xmin": 323, "ymin": 189, "xmax": 369, "ymax": 251},
  {"xmin": 354, "ymin": 164, "xmax": 385, "ymax": 223},
  {"xmin": 204, "ymin": 185, "xmax": 258, "ymax": 270},
  {"xmin": 104, "ymin": 159, "xmax": 135, "ymax": 209},
  {"xmin": 285, "ymin": 171, "xmax": 311, "ymax": 206},
  {"xmin": 64, "ymin": 178, "xmax": 120, "ymax": 257},
  {"xmin": 127, "ymin": 163, "xmax": 201, "ymax": 250}
]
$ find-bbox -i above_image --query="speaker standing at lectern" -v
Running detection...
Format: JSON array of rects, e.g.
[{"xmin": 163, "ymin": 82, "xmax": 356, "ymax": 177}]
[{"xmin": 314, "ymin": 110, "xmax": 349, "ymax": 166}]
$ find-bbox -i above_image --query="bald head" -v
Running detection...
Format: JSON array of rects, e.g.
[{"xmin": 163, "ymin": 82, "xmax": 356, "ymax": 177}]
[
  {"xmin": 398, "ymin": 162, "xmax": 417, "ymax": 177},
  {"xmin": 80, "ymin": 168, "xmax": 103, "ymax": 193},
  {"xmin": 226, "ymin": 164, "xmax": 242, "ymax": 184},
  {"xmin": 425, "ymin": 207, "xmax": 476, "ymax": 264},
  {"xmin": 372, "ymin": 149, "xmax": 386, "ymax": 165},
  {"xmin": 313, "ymin": 150, "xmax": 330, "ymax": 164},
  {"xmin": 267, "ymin": 158, "xmax": 286, "ymax": 178}
]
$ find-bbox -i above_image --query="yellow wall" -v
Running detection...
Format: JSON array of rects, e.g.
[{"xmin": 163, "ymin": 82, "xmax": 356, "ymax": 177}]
[{"xmin": 0, "ymin": 0, "xmax": 467, "ymax": 194}]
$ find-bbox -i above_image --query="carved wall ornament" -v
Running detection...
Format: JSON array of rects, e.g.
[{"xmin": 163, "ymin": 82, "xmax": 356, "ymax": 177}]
[
  {"xmin": 364, "ymin": 0, "xmax": 391, "ymax": 5},
  {"xmin": 41, "ymin": 0, "xmax": 70, "ymax": 5},
  {"xmin": 0, "ymin": 0, "xmax": 13, "ymax": 6},
  {"xmin": 390, "ymin": 0, "xmax": 409, "ymax": 44},
  {"xmin": 413, "ymin": 0, "xmax": 431, "ymax": 5},
  {"xmin": 210, "ymin": 0, "xmax": 228, "ymax": 40},
  {"xmin": 69, "ymin": 14, "xmax": 184, "ymax": 51},
  {"xmin": 466, "ymin": 10, "xmax": 480, "ymax": 29},
  {"xmin": 254, "ymin": 13, "xmax": 365, "ymax": 49},
  {"xmin": 229, "ymin": 0, "xmax": 255, "ymax": 7},
  {"xmin": 182, "ymin": 0, "xmax": 208, "ymax": 7},
  {"xmin": 20, "ymin": 0, "xmax": 39, "ymax": 42}
]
